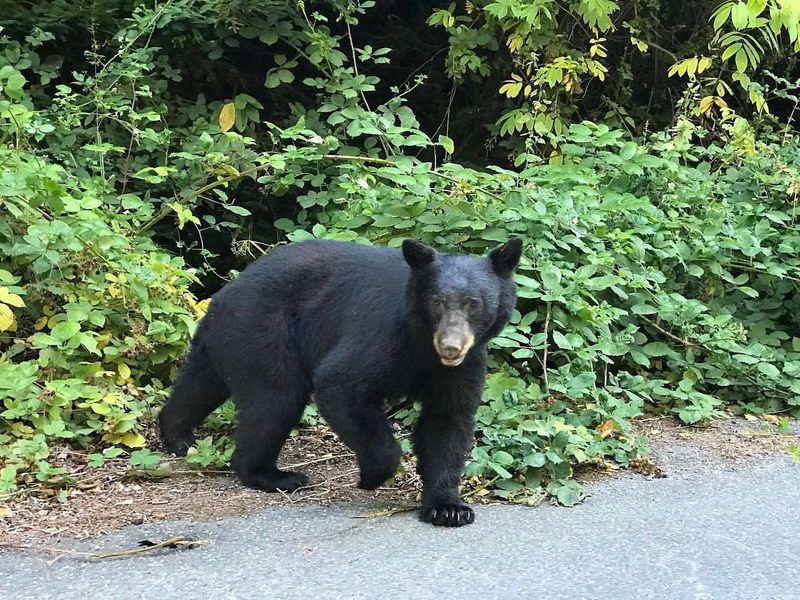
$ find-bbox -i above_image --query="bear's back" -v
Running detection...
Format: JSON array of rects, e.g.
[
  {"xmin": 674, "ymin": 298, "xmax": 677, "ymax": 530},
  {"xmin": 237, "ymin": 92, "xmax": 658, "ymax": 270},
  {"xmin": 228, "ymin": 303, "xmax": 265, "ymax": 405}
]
[
  {"xmin": 209, "ymin": 240, "xmax": 410, "ymax": 329},
  {"xmin": 243, "ymin": 240, "xmax": 407, "ymax": 296}
]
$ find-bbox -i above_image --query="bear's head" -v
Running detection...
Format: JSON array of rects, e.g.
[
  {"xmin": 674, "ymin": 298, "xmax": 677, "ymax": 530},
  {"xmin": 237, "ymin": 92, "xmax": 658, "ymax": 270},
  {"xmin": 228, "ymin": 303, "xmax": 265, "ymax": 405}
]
[{"xmin": 402, "ymin": 238, "xmax": 523, "ymax": 367}]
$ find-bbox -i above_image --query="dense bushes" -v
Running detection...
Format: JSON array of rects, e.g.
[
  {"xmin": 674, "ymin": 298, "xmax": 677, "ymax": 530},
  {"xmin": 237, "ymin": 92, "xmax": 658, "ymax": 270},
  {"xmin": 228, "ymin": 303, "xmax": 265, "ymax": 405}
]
[{"xmin": 1, "ymin": 1, "xmax": 799, "ymax": 501}]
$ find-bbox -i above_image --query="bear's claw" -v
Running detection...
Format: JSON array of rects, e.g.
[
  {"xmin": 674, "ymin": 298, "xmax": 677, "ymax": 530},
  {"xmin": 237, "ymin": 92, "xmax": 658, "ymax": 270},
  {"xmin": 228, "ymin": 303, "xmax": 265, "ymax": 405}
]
[{"xmin": 420, "ymin": 502, "xmax": 475, "ymax": 527}]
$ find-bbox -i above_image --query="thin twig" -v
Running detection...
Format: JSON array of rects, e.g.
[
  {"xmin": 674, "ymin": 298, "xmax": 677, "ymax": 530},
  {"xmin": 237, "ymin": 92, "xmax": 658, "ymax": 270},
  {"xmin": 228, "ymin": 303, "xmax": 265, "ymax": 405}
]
[
  {"xmin": 464, "ymin": 476, "xmax": 500, "ymax": 499},
  {"xmin": 542, "ymin": 302, "xmax": 551, "ymax": 392},
  {"xmin": 640, "ymin": 315, "xmax": 697, "ymax": 347},
  {"xmin": 351, "ymin": 506, "xmax": 416, "ymax": 519},
  {"xmin": 283, "ymin": 452, "xmax": 353, "ymax": 469}
]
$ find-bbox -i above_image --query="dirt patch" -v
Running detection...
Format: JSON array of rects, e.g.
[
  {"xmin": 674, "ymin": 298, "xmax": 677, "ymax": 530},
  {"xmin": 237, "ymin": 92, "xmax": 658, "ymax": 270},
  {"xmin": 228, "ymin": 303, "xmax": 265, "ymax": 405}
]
[
  {"xmin": 635, "ymin": 414, "xmax": 799, "ymax": 475},
  {"xmin": 0, "ymin": 426, "xmax": 421, "ymax": 545},
  {"xmin": 567, "ymin": 414, "xmax": 797, "ymax": 488},
  {"xmin": 1, "ymin": 415, "xmax": 796, "ymax": 545}
]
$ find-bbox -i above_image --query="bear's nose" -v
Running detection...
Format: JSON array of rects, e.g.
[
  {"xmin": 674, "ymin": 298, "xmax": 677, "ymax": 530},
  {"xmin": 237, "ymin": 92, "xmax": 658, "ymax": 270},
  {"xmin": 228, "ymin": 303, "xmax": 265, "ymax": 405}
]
[{"xmin": 439, "ymin": 343, "xmax": 463, "ymax": 359}]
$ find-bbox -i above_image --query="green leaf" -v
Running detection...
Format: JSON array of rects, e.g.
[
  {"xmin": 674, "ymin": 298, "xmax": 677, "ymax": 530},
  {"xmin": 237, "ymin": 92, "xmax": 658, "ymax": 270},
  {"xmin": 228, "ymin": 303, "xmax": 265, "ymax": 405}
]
[
  {"xmin": 287, "ymin": 230, "xmax": 315, "ymax": 242},
  {"xmin": 224, "ymin": 204, "xmax": 252, "ymax": 216},
  {"xmin": 642, "ymin": 342, "xmax": 670, "ymax": 357},
  {"xmin": 524, "ymin": 452, "xmax": 547, "ymax": 467},
  {"xmin": 619, "ymin": 142, "xmax": 637, "ymax": 161},
  {"xmin": 104, "ymin": 447, "xmax": 125, "ymax": 458},
  {"xmin": 722, "ymin": 42, "xmax": 742, "ymax": 61},
  {"xmin": 274, "ymin": 218, "xmax": 295, "ymax": 231},
  {"xmin": 540, "ymin": 265, "xmax": 562, "ymax": 289},
  {"xmin": 547, "ymin": 480, "xmax": 585, "ymax": 506},
  {"xmin": 631, "ymin": 304, "xmax": 658, "ymax": 315},
  {"xmin": 438, "ymin": 135, "xmax": 455, "ymax": 154},
  {"xmin": 731, "ymin": 2, "xmax": 749, "ymax": 29},
  {"xmin": 492, "ymin": 450, "xmax": 514, "ymax": 466},
  {"xmin": 529, "ymin": 332, "xmax": 547, "ymax": 347},
  {"xmin": 130, "ymin": 449, "xmax": 162, "ymax": 468},
  {"xmin": 52, "ymin": 321, "xmax": 80, "ymax": 341},
  {"xmin": 735, "ymin": 49, "xmax": 748, "ymax": 72},
  {"xmin": 553, "ymin": 331, "xmax": 572, "ymax": 349},
  {"xmin": 687, "ymin": 264, "xmax": 704, "ymax": 277},
  {"xmin": 757, "ymin": 363, "xmax": 780, "ymax": 378}
]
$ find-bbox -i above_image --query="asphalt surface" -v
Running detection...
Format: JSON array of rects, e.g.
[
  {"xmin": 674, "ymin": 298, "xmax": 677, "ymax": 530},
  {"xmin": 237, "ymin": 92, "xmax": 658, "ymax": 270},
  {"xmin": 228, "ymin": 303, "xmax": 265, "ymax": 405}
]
[{"xmin": 1, "ymin": 455, "xmax": 798, "ymax": 600}]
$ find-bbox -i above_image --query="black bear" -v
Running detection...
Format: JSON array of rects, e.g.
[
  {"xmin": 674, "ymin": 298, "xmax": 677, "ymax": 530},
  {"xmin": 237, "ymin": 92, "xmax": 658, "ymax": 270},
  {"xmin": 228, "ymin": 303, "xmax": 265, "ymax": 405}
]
[{"xmin": 159, "ymin": 238, "xmax": 522, "ymax": 526}]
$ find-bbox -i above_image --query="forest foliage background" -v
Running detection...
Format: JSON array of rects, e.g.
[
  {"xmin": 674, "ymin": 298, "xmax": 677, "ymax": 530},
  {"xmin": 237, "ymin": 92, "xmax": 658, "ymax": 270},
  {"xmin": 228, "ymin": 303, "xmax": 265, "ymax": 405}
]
[{"xmin": 2, "ymin": 0, "xmax": 800, "ymax": 503}]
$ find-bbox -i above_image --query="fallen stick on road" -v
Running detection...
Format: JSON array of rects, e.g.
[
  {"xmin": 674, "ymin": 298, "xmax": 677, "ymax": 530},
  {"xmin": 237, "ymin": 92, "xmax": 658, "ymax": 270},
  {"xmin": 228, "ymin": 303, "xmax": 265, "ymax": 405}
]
[
  {"xmin": 351, "ymin": 506, "xmax": 416, "ymax": 519},
  {"xmin": 0, "ymin": 536, "xmax": 207, "ymax": 561}
]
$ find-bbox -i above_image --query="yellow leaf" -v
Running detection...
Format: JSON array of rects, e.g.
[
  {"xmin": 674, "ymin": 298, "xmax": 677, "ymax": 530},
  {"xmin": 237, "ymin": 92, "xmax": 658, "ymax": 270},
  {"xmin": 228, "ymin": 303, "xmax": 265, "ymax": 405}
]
[
  {"xmin": 0, "ymin": 287, "xmax": 24, "ymax": 307},
  {"xmin": 499, "ymin": 81, "xmax": 522, "ymax": 98},
  {"xmin": 104, "ymin": 432, "xmax": 146, "ymax": 447},
  {"xmin": 97, "ymin": 331, "xmax": 113, "ymax": 351},
  {"xmin": 220, "ymin": 164, "xmax": 240, "ymax": 177},
  {"xmin": 34, "ymin": 316, "xmax": 48, "ymax": 331},
  {"xmin": 219, "ymin": 102, "xmax": 236, "ymax": 132},
  {"xmin": 0, "ymin": 304, "xmax": 14, "ymax": 332},
  {"xmin": 191, "ymin": 298, "xmax": 212, "ymax": 319},
  {"xmin": 699, "ymin": 96, "xmax": 715, "ymax": 115},
  {"xmin": 121, "ymin": 433, "xmax": 146, "ymax": 448},
  {"xmin": 744, "ymin": 413, "xmax": 758, "ymax": 421},
  {"xmin": 763, "ymin": 414, "xmax": 780, "ymax": 424},
  {"xmin": 597, "ymin": 419, "xmax": 616, "ymax": 439},
  {"xmin": 104, "ymin": 392, "xmax": 124, "ymax": 406},
  {"xmin": 117, "ymin": 362, "xmax": 131, "ymax": 380},
  {"xmin": 0, "ymin": 506, "xmax": 12, "ymax": 518},
  {"xmin": 10, "ymin": 422, "xmax": 34, "ymax": 437}
]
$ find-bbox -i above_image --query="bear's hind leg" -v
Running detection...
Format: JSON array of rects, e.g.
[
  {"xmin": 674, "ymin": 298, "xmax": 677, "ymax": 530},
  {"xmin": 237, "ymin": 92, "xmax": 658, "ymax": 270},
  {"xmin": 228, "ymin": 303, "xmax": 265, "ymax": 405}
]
[
  {"xmin": 159, "ymin": 344, "xmax": 230, "ymax": 456},
  {"xmin": 315, "ymin": 387, "xmax": 401, "ymax": 490},
  {"xmin": 231, "ymin": 387, "xmax": 310, "ymax": 492}
]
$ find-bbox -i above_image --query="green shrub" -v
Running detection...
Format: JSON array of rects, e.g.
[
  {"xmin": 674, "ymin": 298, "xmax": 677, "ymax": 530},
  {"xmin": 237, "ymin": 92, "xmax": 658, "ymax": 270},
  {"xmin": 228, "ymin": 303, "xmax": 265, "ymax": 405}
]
[{"xmin": 1, "ymin": 2, "xmax": 798, "ymax": 504}]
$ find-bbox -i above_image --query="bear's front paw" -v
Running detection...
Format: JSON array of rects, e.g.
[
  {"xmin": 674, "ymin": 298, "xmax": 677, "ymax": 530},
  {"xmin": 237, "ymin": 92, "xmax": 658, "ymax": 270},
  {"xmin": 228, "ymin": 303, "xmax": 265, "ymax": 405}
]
[
  {"xmin": 419, "ymin": 501, "xmax": 475, "ymax": 527},
  {"xmin": 161, "ymin": 433, "xmax": 196, "ymax": 457}
]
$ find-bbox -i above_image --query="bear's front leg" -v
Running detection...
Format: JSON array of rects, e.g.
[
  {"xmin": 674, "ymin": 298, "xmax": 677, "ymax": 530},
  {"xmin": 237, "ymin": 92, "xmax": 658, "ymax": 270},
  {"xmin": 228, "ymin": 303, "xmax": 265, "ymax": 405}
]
[{"xmin": 414, "ymin": 372, "xmax": 483, "ymax": 527}]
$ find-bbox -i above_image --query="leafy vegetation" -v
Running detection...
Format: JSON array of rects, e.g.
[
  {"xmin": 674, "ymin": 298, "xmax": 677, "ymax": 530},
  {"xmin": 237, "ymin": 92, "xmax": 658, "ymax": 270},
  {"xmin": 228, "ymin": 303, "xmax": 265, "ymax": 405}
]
[{"xmin": 1, "ymin": 0, "xmax": 799, "ymax": 504}]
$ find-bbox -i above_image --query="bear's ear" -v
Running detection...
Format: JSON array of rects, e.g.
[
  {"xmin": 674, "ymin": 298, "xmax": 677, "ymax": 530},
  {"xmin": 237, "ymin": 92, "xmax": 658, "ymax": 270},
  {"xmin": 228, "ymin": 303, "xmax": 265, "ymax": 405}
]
[
  {"xmin": 402, "ymin": 239, "xmax": 436, "ymax": 269},
  {"xmin": 489, "ymin": 238, "xmax": 523, "ymax": 277}
]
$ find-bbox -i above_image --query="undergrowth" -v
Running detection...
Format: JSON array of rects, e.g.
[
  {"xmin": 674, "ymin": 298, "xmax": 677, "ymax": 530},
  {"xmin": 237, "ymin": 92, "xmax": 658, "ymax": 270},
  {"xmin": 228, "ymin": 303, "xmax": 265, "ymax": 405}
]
[{"xmin": 1, "ymin": 1, "xmax": 799, "ymax": 505}]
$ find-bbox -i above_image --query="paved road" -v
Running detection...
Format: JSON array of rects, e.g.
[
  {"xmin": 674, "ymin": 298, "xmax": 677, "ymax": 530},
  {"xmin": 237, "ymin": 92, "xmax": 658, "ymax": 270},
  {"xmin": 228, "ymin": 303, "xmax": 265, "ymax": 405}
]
[{"xmin": 1, "ymin": 456, "xmax": 798, "ymax": 600}]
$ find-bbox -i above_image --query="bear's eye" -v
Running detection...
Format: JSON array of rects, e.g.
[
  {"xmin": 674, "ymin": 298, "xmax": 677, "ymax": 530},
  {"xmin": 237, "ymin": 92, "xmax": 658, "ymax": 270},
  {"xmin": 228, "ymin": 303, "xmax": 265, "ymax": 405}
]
[{"xmin": 466, "ymin": 297, "xmax": 481, "ymax": 311}]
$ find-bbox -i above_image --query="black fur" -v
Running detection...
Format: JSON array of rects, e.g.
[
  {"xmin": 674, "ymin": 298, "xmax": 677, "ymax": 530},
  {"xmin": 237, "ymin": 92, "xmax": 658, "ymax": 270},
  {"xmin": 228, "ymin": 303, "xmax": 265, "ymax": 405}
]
[{"xmin": 159, "ymin": 239, "xmax": 521, "ymax": 526}]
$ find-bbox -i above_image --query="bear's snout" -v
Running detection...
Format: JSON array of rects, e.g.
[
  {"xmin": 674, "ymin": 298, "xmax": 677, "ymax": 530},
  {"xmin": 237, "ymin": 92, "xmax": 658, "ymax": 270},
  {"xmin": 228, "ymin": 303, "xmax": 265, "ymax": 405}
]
[{"xmin": 433, "ymin": 313, "xmax": 475, "ymax": 367}]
